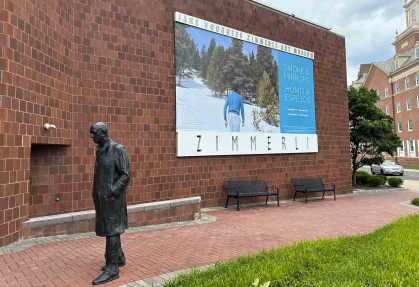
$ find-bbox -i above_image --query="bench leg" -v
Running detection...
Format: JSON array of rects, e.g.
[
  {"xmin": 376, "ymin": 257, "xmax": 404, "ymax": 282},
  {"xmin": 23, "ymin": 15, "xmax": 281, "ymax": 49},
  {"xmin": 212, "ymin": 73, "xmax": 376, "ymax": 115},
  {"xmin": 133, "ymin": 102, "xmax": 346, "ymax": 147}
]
[
  {"xmin": 293, "ymin": 190, "xmax": 297, "ymax": 201},
  {"xmin": 322, "ymin": 191, "xmax": 325, "ymax": 199},
  {"xmin": 305, "ymin": 192, "xmax": 308, "ymax": 204},
  {"xmin": 225, "ymin": 196, "xmax": 230, "ymax": 208},
  {"xmin": 236, "ymin": 196, "xmax": 240, "ymax": 211},
  {"xmin": 277, "ymin": 194, "xmax": 280, "ymax": 207},
  {"xmin": 334, "ymin": 190, "xmax": 336, "ymax": 201},
  {"xmin": 265, "ymin": 195, "xmax": 269, "ymax": 204}
]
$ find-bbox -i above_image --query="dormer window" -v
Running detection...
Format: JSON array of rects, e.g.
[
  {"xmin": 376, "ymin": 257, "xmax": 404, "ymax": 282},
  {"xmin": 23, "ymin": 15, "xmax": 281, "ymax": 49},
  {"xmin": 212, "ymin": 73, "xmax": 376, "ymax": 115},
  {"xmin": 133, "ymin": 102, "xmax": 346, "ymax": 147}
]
[
  {"xmin": 395, "ymin": 60, "xmax": 399, "ymax": 69},
  {"xmin": 413, "ymin": 9, "xmax": 417, "ymax": 22}
]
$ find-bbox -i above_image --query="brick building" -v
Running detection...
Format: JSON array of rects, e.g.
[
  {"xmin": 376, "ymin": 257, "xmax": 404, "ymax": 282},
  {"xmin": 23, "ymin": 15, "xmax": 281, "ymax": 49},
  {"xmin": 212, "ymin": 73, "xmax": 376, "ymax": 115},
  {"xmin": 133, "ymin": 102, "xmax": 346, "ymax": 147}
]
[
  {"xmin": 0, "ymin": 0, "xmax": 352, "ymax": 247},
  {"xmin": 354, "ymin": 0, "xmax": 419, "ymax": 165}
]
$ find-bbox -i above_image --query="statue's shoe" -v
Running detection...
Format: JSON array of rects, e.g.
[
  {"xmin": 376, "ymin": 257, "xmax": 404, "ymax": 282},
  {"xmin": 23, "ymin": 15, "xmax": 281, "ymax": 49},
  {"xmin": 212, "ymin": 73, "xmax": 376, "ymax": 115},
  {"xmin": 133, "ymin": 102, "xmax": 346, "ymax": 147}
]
[
  {"xmin": 101, "ymin": 259, "xmax": 126, "ymax": 271},
  {"xmin": 92, "ymin": 268, "xmax": 119, "ymax": 285}
]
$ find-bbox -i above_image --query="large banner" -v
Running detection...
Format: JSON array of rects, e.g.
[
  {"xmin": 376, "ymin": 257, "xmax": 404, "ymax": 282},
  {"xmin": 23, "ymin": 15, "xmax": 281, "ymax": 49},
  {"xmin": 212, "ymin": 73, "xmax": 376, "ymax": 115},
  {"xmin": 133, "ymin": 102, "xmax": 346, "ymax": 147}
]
[{"xmin": 175, "ymin": 12, "xmax": 317, "ymax": 157}]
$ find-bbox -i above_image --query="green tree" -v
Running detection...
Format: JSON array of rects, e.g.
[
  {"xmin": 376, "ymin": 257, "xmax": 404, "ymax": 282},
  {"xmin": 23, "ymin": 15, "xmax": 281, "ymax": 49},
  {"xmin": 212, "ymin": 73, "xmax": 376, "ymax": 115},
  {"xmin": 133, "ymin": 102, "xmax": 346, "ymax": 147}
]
[
  {"xmin": 206, "ymin": 46, "xmax": 227, "ymax": 96},
  {"xmin": 257, "ymin": 72, "xmax": 279, "ymax": 127},
  {"xmin": 201, "ymin": 38, "xmax": 216, "ymax": 80},
  {"xmin": 175, "ymin": 23, "xmax": 196, "ymax": 86},
  {"xmin": 246, "ymin": 51, "xmax": 258, "ymax": 97},
  {"xmin": 349, "ymin": 86, "xmax": 402, "ymax": 186},
  {"xmin": 199, "ymin": 44, "xmax": 207, "ymax": 75},
  {"xmin": 224, "ymin": 38, "xmax": 249, "ymax": 94},
  {"xmin": 192, "ymin": 42, "xmax": 201, "ymax": 72},
  {"xmin": 256, "ymin": 46, "xmax": 277, "ymax": 101}
]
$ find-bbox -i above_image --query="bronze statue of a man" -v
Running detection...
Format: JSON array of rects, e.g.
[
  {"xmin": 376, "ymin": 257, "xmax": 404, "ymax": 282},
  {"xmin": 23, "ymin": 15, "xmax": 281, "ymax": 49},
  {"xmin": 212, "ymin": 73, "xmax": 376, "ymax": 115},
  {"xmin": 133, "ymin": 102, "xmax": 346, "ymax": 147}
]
[{"xmin": 90, "ymin": 122, "xmax": 131, "ymax": 285}]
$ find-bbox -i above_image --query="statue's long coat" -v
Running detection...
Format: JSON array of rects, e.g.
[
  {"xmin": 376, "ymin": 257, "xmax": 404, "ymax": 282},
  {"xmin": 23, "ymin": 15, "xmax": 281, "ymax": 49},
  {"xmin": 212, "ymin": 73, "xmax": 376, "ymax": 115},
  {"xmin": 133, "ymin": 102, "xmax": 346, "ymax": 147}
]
[{"xmin": 93, "ymin": 139, "xmax": 131, "ymax": 237}]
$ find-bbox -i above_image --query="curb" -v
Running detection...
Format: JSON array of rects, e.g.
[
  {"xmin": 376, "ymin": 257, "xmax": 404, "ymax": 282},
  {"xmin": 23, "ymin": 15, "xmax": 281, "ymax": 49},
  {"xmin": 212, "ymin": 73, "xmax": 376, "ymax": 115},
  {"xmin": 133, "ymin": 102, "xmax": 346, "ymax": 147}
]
[{"xmin": 0, "ymin": 214, "xmax": 217, "ymax": 255}]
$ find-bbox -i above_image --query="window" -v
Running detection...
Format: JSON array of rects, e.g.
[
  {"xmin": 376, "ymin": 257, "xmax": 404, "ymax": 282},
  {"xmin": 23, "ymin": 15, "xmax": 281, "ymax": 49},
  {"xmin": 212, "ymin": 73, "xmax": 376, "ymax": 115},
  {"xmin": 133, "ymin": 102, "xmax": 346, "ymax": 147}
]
[
  {"xmin": 398, "ymin": 121, "xmax": 402, "ymax": 132},
  {"xmin": 417, "ymin": 96, "xmax": 419, "ymax": 108},
  {"xmin": 417, "ymin": 74, "xmax": 419, "ymax": 86},
  {"xmin": 409, "ymin": 140, "xmax": 415, "ymax": 157},
  {"xmin": 407, "ymin": 99, "xmax": 412, "ymax": 110},
  {"xmin": 413, "ymin": 9, "xmax": 417, "ymax": 22},
  {"xmin": 396, "ymin": 82, "xmax": 400, "ymax": 93},
  {"xmin": 385, "ymin": 87, "xmax": 389, "ymax": 97},
  {"xmin": 399, "ymin": 141, "xmax": 405, "ymax": 157},
  {"xmin": 377, "ymin": 90, "xmax": 380, "ymax": 96},
  {"xmin": 386, "ymin": 105, "xmax": 390, "ymax": 115},
  {"xmin": 406, "ymin": 78, "xmax": 410, "ymax": 89},
  {"xmin": 409, "ymin": 119, "xmax": 413, "ymax": 131},
  {"xmin": 395, "ymin": 60, "xmax": 399, "ymax": 69},
  {"xmin": 416, "ymin": 48, "xmax": 419, "ymax": 59},
  {"xmin": 397, "ymin": 102, "xmax": 401, "ymax": 113}
]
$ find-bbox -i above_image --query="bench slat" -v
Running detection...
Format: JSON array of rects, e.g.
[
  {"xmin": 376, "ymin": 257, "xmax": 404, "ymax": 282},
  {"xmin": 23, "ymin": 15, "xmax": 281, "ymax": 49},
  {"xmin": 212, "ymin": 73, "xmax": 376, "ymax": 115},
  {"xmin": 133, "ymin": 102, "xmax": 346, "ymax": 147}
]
[
  {"xmin": 291, "ymin": 178, "xmax": 336, "ymax": 204},
  {"xmin": 224, "ymin": 180, "xmax": 280, "ymax": 211}
]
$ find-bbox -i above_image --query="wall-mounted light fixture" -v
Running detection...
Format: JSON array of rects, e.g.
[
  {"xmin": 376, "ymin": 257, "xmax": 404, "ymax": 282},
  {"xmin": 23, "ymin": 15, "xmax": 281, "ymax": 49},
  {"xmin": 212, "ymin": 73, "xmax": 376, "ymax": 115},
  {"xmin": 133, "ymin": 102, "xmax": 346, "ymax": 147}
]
[{"xmin": 43, "ymin": 123, "xmax": 56, "ymax": 130}]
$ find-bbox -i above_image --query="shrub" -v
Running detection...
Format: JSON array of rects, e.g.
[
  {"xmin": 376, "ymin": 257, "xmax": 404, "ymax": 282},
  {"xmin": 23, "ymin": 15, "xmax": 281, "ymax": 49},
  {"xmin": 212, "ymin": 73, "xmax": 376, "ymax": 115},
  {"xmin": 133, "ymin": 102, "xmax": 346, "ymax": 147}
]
[
  {"xmin": 388, "ymin": 178, "xmax": 404, "ymax": 187},
  {"xmin": 356, "ymin": 171, "xmax": 371, "ymax": 185},
  {"xmin": 376, "ymin": 175, "xmax": 387, "ymax": 185},
  {"xmin": 367, "ymin": 176, "xmax": 383, "ymax": 187},
  {"xmin": 411, "ymin": 198, "xmax": 419, "ymax": 206}
]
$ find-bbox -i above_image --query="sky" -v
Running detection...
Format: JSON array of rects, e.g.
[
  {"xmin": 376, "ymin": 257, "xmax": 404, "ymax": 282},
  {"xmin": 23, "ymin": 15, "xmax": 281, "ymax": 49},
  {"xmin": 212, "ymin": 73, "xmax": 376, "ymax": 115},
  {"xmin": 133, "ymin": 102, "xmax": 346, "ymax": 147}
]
[{"xmin": 255, "ymin": 0, "xmax": 407, "ymax": 86}]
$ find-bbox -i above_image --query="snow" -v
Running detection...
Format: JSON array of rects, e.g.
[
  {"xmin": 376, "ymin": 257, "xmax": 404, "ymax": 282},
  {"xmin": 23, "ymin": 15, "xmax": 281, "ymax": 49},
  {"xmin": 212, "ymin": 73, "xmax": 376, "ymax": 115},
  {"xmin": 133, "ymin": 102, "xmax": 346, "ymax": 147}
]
[{"xmin": 176, "ymin": 75, "xmax": 281, "ymax": 133}]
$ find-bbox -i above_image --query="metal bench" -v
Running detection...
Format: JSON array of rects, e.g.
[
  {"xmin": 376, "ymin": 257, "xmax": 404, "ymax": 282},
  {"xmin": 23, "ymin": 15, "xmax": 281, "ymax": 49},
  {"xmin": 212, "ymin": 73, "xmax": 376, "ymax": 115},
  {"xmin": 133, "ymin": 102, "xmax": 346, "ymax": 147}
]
[
  {"xmin": 224, "ymin": 180, "xmax": 280, "ymax": 211},
  {"xmin": 291, "ymin": 178, "xmax": 336, "ymax": 204}
]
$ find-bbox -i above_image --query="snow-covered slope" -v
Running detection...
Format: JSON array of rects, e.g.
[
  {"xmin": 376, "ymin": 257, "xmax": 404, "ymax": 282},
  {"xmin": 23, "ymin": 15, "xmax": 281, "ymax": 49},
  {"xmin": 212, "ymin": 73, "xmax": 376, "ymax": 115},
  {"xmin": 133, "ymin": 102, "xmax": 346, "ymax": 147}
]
[{"xmin": 176, "ymin": 75, "xmax": 280, "ymax": 133}]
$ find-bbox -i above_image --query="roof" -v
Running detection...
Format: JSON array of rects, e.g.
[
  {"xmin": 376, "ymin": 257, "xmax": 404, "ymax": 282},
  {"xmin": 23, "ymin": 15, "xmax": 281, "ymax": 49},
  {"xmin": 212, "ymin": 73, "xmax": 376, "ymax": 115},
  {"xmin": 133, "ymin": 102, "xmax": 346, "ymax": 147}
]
[{"xmin": 372, "ymin": 47, "xmax": 418, "ymax": 75}]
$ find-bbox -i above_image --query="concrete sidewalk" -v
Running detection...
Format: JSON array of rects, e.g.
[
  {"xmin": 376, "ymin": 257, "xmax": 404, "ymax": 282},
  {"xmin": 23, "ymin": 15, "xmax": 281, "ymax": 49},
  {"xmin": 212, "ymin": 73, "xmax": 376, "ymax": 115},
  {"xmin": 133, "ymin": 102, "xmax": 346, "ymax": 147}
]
[{"xmin": 1, "ymin": 190, "xmax": 419, "ymax": 287}]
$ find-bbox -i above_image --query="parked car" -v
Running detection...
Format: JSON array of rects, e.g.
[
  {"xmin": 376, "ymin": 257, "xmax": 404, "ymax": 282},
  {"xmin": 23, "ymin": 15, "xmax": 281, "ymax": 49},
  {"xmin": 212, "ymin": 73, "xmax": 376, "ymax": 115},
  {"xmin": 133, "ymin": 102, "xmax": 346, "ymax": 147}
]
[{"xmin": 371, "ymin": 161, "xmax": 404, "ymax": 176}]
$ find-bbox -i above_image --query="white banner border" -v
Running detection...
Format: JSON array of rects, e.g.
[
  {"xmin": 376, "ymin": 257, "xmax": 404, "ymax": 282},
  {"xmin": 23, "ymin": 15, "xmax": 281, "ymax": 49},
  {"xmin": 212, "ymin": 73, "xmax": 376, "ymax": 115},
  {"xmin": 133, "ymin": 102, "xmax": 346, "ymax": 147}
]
[
  {"xmin": 177, "ymin": 131, "xmax": 318, "ymax": 157},
  {"xmin": 175, "ymin": 12, "xmax": 315, "ymax": 60}
]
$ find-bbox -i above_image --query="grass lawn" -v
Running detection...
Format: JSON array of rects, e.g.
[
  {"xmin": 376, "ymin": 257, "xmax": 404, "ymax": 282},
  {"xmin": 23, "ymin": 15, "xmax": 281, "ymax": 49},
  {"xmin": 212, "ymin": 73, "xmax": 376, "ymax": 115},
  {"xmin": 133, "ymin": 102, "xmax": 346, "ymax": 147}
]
[
  {"xmin": 164, "ymin": 214, "xmax": 419, "ymax": 287},
  {"xmin": 403, "ymin": 166, "xmax": 419, "ymax": 170}
]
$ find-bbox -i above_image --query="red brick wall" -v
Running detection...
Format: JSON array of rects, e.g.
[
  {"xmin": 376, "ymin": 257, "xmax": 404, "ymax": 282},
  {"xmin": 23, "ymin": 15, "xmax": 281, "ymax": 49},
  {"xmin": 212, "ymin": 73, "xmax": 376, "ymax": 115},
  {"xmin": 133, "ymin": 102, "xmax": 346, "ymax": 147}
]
[
  {"xmin": 367, "ymin": 67, "xmax": 391, "ymax": 101},
  {"xmin": 0, "ymin": 0, "xmax": 352, "ymax": 247},
  {"xmin": 29, "ymin": 145, "xmax": 72, "ymax": 217},
  {"xmin": 357, "ymin": 64, "xmax": 371, "ymax": 80},
  {"xmin": 366, "ymin": 63, "xmax": 419, "ymax": 163},
  {"xmin": 395, "ymin": 32, "xmax": 419, "ymax": 54}
]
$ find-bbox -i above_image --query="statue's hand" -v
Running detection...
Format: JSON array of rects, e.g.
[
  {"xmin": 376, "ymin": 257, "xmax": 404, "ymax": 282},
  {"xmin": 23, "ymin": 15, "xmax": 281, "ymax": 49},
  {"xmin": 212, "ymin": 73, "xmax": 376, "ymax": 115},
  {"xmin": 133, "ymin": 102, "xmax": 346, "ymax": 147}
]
[{"xmin": 108, "ymin": 183, "xmax": 119, "ymax": 200}]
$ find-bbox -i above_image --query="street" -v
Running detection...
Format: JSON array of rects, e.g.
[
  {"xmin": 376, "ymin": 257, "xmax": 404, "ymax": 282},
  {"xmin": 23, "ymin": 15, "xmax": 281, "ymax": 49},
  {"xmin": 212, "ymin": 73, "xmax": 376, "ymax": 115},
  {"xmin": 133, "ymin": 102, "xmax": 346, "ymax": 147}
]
[{"xmin": 359, "ymin": 166, "xmax": 419, "ymax": 182}]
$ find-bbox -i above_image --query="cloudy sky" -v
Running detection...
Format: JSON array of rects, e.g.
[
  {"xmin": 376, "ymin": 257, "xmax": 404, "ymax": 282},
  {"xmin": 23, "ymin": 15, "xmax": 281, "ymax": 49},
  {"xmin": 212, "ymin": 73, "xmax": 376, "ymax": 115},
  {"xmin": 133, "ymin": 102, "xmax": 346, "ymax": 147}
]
[{"xmin": 259, "ymin": 0, "xmax": 407, "ymax": 86}]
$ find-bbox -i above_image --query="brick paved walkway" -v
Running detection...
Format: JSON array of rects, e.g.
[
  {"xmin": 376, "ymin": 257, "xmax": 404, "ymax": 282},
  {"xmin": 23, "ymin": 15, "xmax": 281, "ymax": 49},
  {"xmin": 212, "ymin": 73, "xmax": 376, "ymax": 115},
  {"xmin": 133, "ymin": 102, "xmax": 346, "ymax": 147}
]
[{"xmin": 1, "ymin": 191, "xmax": 419, "ymax": 287}]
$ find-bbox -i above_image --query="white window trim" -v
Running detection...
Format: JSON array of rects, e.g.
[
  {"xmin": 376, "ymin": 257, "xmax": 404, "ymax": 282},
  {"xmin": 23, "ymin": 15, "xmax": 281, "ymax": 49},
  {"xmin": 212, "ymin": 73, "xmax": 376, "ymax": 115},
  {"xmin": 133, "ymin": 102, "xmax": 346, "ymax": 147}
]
[
  {"xmin": 385, "ymin": 87, "xmax": 389, "ymax": 97},
  {"xmin": 406, "ymin": 78, "xmax": 410, "ymax": 89},
  {"xmin": 398, "ymin": 121, "xmax": 402, "ymax": 132},
  {"xmin": 407, "ymin": 99, "xmax": 412, "ymax": 111},
  {"xmin": 399, "ymin": 141, "xmax": 405, "ymax": 157},
  {"xmin": 396, "ymin": 82, "xmax": 400, "ymax": 93},
  {"xmin": 417, "ymin": 74, "xmax": 419, "ymax": 86},
  {"xmin": 386, "ymin": 105, "xmax": 390, "ymax": 115},
  {"xmin": 409, "ymin": 140, "xmax": 416, "ymax": 157},
  {"xmin": 408, "ymin": 119, "xmax": 413, "ymax": 131},
  {"xmin": 397, "ymin": 102, "xmax": 401, "ymax": 113}
]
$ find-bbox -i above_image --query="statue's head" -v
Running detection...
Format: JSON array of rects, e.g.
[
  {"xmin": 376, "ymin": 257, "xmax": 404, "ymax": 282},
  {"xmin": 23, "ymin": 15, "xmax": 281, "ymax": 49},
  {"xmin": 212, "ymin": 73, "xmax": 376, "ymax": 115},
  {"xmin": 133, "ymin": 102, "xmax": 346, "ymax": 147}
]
[{"xmin": 90, "ymin": 122, "xmax": 109, "ymax": 145}]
